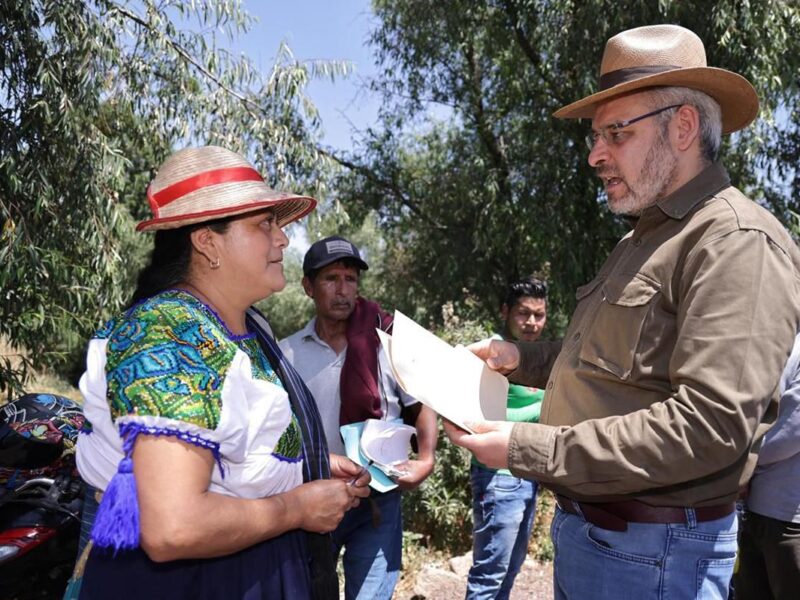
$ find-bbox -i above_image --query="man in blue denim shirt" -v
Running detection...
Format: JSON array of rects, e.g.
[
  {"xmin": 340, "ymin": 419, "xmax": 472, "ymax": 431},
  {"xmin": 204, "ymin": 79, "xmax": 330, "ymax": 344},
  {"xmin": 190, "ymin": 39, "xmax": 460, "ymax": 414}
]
[{"xmin": 466, "ymin": 277, "xmax": 548, "ymax": 600}]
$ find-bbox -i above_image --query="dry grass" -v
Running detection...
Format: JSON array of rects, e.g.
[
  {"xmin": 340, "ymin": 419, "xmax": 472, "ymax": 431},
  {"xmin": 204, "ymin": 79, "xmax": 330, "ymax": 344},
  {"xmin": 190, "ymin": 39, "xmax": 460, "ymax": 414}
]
[
  {"xmin": 0, "ymin": 337, "xmax": 82, "ymax": 404},
  {"xmin": 396, "ymin": 534, "xmax": 450, "ymax": 596},
  {"xmin": 26, "ymin": 371, "xmax": 83, "ymax": 403}
]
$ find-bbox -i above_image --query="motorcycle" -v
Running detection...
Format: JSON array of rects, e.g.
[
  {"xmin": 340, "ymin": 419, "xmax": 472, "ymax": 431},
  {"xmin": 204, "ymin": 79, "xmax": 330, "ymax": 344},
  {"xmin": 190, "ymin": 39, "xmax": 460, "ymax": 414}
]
[{"xmin": 0, "ymin": 393, "xmax": 85, "ymax": 600}]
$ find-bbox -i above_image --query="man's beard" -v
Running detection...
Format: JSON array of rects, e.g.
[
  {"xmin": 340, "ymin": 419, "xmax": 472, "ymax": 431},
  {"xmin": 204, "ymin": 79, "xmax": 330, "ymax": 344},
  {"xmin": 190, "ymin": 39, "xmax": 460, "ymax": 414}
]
[{"xmin": 600, "ymin": 131, "xmax": 679, "ymax": 217}]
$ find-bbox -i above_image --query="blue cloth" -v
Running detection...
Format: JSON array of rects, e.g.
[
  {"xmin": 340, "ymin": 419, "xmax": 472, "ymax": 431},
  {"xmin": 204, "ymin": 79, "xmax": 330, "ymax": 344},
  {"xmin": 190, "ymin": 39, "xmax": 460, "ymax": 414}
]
[
  {"xmin": 78, "ymin": 530, "xmax": 312, "ymax": 600},
  {"xmin": 550, "ymin": 506, "xmax": 738, "ymax": 599},
  {"xmin": 332, "ymin": 490, "xmax": 402, "ymax": 600},
  {"xmin": 466, "ymin": 464, "xmax": 538, "ymax": 600}
]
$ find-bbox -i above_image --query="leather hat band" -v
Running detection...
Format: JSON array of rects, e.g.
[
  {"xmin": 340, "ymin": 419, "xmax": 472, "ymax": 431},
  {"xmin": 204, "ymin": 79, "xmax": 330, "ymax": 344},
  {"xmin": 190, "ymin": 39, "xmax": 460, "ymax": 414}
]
[{"xmin": 599, "ymin": 65, "xmax": 682, "ymax": 91}]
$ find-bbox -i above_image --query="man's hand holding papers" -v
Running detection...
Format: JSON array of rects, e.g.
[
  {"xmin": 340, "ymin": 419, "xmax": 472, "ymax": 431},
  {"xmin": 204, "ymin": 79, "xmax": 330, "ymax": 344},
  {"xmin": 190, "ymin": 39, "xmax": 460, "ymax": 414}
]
[
  {"xmin": 448, "ymin": 337, "xmax": 521, "ymax": 470},
  {"xmin": 378, "ymin": 311, "xmax": 517, "ymax": 468},
  {"xmin": 442, "ymin": 420, "xmax": 515, "ymax": 470},
  {"xmin": 392, "ymin": 456, "xmax": 435, "ymax": 491}
]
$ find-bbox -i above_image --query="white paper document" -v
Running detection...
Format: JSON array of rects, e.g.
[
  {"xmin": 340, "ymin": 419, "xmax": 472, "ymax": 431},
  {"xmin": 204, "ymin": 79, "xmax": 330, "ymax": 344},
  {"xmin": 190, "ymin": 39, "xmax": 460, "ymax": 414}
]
[
  {"xmin": 360, "ymin": 419, "xmax": 416, "ymax": 476},
  {"xmin": 340, "ymin": 419, "xmax": 412, "ymax": 492},
  {"xmin": 378, "ymin": 311, "xmax": 508, "ymax": 432}
]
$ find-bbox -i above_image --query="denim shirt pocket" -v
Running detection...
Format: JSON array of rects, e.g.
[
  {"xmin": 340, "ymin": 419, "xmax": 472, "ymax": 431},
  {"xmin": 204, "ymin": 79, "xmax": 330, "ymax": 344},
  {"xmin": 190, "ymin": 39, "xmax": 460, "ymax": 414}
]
[{"xmin": 578, "ymin": 274, "xmax": 661, "ymax": 380}]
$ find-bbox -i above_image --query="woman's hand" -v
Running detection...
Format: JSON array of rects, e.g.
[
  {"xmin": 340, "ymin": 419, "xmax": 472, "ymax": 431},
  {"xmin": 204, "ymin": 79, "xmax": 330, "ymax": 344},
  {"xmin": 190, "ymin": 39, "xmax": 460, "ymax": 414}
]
[
  {"xmin": 330, "ymin": 453, "xmax": 371, "ymax": 489},
  {"xmin": 289, "ymin": 479, "xmax": 367, "ymax": 533}
]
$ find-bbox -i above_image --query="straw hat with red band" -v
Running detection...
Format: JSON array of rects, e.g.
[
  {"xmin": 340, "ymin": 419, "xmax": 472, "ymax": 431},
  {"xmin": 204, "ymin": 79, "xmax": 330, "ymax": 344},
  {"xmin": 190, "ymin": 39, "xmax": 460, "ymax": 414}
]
[
  {"xmin": 554, "ymin": 24, "xmax": 759, "ymax": 134},
  {"xmin": 136, "ymin": 146, "xmax": 317, "ymax": 232}
]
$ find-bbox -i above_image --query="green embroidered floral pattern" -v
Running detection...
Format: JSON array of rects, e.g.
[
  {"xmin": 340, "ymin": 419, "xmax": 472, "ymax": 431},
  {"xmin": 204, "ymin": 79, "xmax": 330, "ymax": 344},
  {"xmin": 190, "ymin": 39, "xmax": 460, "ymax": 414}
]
[
  {"xmin": 101, "ymin": 292, "xmax": 235, "ymax": 429},
  {"xmin": 97, "ymin": 290, "xmax": 302, "ymax": 458},
  {"xmin": 238, "ymin": 337, "xmax": 283, "ymax": 387},
  {"xmin": 273, "ymin": 414, "xmax": 303, "ymax": 459}
]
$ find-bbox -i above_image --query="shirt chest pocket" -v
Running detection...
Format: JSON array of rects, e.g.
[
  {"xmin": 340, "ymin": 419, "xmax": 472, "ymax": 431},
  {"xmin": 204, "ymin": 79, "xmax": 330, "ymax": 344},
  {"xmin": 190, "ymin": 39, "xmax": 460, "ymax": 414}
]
[{"xmin": 578, "ymin": 274, "xmax": 661, "ymax": 380}]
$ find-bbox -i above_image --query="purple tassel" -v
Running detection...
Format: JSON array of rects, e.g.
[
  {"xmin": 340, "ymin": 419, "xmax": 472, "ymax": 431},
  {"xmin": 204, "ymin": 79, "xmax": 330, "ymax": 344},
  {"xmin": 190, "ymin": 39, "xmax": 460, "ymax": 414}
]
[{"xmin": 90, "ymin": 455, "xmax": 140, "ymax": 553}]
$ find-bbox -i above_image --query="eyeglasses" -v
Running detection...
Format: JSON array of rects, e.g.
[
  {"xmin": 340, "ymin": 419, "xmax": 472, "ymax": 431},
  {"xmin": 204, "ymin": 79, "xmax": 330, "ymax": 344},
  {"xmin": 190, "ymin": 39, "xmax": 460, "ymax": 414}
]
[{"xmin": 585, "ymin": 104, "xmax": 682, "ymax": 150}]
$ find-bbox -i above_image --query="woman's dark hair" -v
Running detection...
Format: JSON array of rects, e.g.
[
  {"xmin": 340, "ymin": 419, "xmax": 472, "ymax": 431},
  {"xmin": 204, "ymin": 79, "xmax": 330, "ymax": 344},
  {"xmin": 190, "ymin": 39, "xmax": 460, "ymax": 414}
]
[
  {"xmin": 129, "ymin": 219, "xmax": 230, "ymax": 306},
  {"xmin": 502, "ymin": 276, "xmax": 548, "ymax": 310}
]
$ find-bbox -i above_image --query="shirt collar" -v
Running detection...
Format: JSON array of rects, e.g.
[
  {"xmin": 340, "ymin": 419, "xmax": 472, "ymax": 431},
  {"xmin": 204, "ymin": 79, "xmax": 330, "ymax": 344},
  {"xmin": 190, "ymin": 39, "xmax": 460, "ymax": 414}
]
[
  {"xmin": 299, "ymin": 317, "xmax": 348, "ymax": 355},
  {"xmin": 654, "ymin": 162, "xmax": 731, "ymax": 220},
  {"xmin": 300, "ymin": 317, "xmax": 322, "ymax": 343}
]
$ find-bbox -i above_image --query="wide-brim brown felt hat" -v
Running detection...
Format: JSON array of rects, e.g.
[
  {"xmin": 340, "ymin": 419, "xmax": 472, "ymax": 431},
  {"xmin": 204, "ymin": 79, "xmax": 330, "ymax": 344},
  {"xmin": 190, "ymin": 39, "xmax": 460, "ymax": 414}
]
[
  {"xmin": 136, "ymin": 146, "xmax": 317, "ymax": 232},
  {"xmin": 554, "ymin": 24, "xmax": 759, "ymax": 134}
]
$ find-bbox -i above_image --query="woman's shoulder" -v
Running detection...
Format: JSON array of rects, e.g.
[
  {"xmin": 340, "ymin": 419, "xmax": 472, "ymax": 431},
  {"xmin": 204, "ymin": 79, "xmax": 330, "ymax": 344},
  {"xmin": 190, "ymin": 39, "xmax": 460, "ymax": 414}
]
[
  {"xmin": 97, "ymin": 291, "xmax": 240, "ymax": 429},
  {"xmin": 103, "ymin": 291, "xmax": 241, "ymax": 370},
  {"xmin": 98, "ymin": 290, "xmax": 232, "ymax": 348}
]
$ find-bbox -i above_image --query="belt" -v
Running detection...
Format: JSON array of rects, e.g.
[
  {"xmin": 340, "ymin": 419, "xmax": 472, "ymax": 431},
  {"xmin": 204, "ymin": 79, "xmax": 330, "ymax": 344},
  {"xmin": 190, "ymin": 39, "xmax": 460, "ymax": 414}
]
[{"xmin": 555, "ymin": 494, "xmax": 735, "ymax": 532}]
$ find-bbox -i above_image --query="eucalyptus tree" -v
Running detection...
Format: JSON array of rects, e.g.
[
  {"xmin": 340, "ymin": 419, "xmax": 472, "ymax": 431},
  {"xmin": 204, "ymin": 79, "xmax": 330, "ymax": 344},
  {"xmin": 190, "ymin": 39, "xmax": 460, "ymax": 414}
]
[
  {"xmin": 334, "ymin": 0, "xmax": 800, "ymax": 329},
  {"xmin": 0, "ymin": 0, "xmax": 350, "ymax": 394}
]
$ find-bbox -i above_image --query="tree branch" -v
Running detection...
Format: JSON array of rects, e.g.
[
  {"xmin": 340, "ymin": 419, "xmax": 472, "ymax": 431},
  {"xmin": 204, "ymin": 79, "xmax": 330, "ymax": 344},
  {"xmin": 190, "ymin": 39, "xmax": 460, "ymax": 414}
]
[
  {"xmin": 462, "ymin": 39, "xmax": 512, "ymax": 201},
  {"xmin": 112, "ymin": 5, "xmax": 264, "ymax": 117},
  {"xmin": 316, "ymin": 146, "xmax": 449, "ymax": 232},
  {"xmin": 498, "ymin": 0, "xmax": 562, "ymax": 106}
]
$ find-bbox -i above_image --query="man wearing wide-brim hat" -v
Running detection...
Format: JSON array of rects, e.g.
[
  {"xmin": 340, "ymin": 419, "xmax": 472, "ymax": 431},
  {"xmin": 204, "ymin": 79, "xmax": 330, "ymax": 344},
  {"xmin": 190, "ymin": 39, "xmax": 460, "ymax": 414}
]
[{"xmin": 444, "ymin": 24, "xmax": 800, "ymax": 599}]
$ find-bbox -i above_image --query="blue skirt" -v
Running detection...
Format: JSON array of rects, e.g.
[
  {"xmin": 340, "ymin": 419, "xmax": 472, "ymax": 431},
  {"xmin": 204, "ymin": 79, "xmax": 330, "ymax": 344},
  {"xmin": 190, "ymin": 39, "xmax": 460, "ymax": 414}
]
[{"xmin": 79, "ymin": 529, "xmax": 312, "ymax": 600}]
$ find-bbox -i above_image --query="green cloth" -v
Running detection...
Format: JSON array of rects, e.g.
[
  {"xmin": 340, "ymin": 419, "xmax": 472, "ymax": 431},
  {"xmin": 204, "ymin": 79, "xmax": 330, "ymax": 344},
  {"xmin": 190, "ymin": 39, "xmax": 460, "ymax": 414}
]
[
  {"xmin": 506, "ymin": 382, "xmax": 544, "ymax": 424},
  {"xmin": 472, "ymin": 381, "xmax": 545, "ymax": 476}
]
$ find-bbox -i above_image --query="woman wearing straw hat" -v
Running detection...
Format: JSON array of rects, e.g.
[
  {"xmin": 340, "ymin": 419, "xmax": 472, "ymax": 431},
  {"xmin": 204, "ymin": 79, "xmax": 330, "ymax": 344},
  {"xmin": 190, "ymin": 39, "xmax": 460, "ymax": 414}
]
[{"xmin": 71, "ymin": 146, "xmax": 370, "ymax": 599}]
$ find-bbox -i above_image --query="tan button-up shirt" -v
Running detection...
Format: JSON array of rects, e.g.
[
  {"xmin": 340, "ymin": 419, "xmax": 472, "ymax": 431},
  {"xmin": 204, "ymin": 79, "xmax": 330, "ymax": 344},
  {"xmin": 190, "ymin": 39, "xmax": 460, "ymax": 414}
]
[{"xmin": 508, "ymin": 163, "xmax": 800, "ymax": 507}]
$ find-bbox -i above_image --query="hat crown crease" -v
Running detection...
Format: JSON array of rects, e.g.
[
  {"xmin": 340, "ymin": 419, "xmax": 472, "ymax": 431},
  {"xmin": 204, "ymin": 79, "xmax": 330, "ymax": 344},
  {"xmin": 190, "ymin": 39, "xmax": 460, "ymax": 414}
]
[{"xmin": 601, "ymin": 26, "xmax": 707, "ymax": 74}]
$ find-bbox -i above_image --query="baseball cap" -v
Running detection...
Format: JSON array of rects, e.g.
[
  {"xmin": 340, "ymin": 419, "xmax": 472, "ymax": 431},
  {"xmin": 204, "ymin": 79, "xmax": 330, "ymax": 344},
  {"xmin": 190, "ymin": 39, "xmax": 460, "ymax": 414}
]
[{"xmin": 303, "ymin": 235, "xmax": 369, "ymax": 276}]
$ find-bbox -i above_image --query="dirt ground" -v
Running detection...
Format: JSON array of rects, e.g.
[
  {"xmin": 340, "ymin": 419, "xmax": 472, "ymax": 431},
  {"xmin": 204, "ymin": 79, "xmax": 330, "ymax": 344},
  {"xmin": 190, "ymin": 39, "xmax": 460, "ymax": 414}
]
[{"xmin": 396, "ymin": 552, "xmax": 554, "ymax": 599}]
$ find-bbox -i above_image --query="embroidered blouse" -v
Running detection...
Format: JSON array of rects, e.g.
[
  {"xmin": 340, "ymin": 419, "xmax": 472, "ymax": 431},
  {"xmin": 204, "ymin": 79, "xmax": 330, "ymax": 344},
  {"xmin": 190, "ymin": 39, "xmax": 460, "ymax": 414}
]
[{"xmin": 76, "ymin": 290, "xmax": 304, "ymax": 500}]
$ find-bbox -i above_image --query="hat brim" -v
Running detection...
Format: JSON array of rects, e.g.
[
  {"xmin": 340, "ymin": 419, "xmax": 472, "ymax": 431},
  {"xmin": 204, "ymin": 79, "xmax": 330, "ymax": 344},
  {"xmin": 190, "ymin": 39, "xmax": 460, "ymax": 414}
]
[
  {"xmin": 136, "ymin": 195, "xmax": 316, "ymax": 232},
  {"xmin": 554, "ymin": 67, "xmax": 759, "ymax": 134}
]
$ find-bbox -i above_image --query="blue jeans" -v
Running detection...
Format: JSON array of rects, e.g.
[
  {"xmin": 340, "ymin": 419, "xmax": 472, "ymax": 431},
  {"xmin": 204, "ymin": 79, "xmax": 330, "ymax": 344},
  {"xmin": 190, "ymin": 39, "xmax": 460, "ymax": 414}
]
[
  {"xmin": 466, "ymin": 464, "xmax": 539, "ymax": 600},
  {"xmin": 332, "ymin": 489, "xmax": 402, "ymax": 600},
  {"xmin": 551, "ymin": 505, "xmax": 738, "ymax": 600}
]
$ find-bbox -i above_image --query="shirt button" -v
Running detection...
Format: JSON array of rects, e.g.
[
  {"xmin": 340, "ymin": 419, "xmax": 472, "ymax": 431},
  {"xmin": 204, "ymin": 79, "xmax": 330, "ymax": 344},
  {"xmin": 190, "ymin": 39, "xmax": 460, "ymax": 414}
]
[
  {"xmin": 573, "ymin": 332, "xmax": 581, "ymax": 341},
  {"xmin": 633, "ymin": 238, "xmax": 642, "ymax": 247},
  {"xmin": 547, "ymin": 381, "xmax": 554, "ymax": 390}
]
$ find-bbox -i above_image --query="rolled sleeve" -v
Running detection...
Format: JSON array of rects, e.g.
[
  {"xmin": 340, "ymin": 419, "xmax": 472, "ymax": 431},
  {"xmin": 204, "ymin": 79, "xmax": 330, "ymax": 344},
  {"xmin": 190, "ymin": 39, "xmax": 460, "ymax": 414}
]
[{"xmin": 507, "ymin": 421, "xmax": 559, "ymax": 480}]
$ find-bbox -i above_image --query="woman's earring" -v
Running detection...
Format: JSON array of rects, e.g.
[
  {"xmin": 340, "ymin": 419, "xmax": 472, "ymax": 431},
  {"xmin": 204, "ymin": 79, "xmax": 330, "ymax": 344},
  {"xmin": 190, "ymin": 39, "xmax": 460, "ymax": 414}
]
[{"xmin": 210, "ymin": 257, "xmax": 221, "ymax": 269}]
